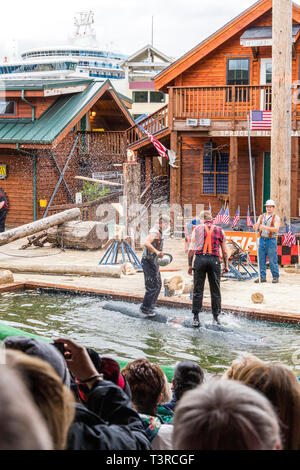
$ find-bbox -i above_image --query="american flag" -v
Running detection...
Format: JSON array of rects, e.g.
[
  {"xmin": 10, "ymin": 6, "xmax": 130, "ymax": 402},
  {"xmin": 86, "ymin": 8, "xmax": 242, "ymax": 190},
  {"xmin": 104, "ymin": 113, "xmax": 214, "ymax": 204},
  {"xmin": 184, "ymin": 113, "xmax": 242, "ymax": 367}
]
[
  {"xmin": 138, "ymin": 124, "xmax": 169, "ymax": 160},
  {"xmin": 251, "ymin": 111, "xmax": 272, "ymax": 130},
  {"xmin": 232, "ymin": 206, "xmax": 240, "ymax": 229},
  {"xmin": 247, "ymin": 207, "xmax": 253, "ymax": 227},
  {"xmin": 214, "ymin": 207, "xmax": 224, "ymax": 225},
  {"xmin": 222, "ymin": 205, "xmax": 230, "ymax": 224},
  {"xmin": 283, "ymin": 223, "xmax": 296, "ymax": 247}
]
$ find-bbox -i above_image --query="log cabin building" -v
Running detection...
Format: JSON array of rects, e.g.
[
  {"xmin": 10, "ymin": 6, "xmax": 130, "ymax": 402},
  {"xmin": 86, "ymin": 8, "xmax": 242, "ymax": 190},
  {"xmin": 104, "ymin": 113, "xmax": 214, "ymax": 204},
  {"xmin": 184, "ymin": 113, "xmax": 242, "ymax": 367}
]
[
  {"xmin": 0, "ymin": 78, "xmax": 134, "ymax": 226},
  {"xmin": 127, "ymin": 0, "xmax": 300, "ymax": 220}
]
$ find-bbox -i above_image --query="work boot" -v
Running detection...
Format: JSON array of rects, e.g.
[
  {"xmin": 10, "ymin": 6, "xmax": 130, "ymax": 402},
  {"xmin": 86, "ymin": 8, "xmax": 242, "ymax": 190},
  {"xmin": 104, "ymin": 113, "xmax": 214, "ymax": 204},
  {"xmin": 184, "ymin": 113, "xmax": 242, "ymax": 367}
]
[
  {"xmin": 193, "ymin": 314, "xmax": 200, "ymax": 328},
  {"xmin": 140, "ymin": 306, "xmax": 156, "ymax": 317},
  {"xmin": 272, "ymin": 278, "xmax": 279, "ymax": 284},
  {"xmin": 213, "ymin": 313, "xmax": 221, "ymax": 325},
  {"xmin": 254, "ymin": 278, "xmax": 266, "ymax": 283}
]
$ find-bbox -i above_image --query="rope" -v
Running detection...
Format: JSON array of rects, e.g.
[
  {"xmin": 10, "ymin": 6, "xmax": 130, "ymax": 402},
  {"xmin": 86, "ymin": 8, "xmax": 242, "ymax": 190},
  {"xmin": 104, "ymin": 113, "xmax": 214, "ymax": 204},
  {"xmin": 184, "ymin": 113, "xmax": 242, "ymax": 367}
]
[{"xmin": 0, "ymin": 249, "xmax": 64, "ymax": 258}]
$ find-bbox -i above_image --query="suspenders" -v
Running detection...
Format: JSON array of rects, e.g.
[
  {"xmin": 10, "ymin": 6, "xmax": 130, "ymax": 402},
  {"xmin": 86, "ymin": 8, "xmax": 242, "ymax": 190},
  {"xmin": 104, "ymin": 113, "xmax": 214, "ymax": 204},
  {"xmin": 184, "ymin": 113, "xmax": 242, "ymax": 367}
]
[{"xmin": 203, "ymin": 224, "xmax": 215, "ymax": 255}]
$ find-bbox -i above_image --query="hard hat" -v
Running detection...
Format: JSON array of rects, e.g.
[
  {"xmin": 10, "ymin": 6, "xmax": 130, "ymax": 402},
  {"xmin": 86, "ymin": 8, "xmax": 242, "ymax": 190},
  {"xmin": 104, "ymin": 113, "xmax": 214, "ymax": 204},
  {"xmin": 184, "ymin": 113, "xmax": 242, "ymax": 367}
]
[{"xmin": 265, "ymin": 199, "xmax": 276, "ymax": 206}]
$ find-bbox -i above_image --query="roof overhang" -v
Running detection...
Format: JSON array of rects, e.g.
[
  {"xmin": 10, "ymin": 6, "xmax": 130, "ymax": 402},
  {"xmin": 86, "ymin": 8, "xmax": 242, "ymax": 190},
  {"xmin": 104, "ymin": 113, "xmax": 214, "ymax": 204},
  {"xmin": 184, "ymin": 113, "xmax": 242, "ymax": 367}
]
[{"xmin": 240, "ymin": 25, "xmax": 300, "ymax": 47}]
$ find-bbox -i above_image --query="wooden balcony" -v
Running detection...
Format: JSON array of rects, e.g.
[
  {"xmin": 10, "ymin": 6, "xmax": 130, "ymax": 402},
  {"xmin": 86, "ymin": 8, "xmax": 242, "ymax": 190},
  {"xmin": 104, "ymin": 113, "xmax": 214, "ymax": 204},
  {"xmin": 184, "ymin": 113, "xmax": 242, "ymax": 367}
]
[{"xmin": 170, "ymin": 85, "xmax": 300, "ymax": 132}]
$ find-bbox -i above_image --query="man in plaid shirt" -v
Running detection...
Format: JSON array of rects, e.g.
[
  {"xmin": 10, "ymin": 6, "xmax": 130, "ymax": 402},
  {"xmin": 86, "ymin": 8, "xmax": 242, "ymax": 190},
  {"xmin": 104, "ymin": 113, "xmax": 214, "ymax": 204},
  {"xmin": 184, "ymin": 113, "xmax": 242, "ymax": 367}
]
[{"xmin": 188, "ymin": 211, "xmax": 229, "ymax": 327}]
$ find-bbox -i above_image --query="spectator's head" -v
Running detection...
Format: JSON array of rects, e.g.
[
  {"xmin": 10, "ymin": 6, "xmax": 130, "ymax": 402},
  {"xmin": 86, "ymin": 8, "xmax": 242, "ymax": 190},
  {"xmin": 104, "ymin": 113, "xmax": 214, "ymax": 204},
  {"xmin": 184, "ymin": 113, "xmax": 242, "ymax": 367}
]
[
  {"xmin": 4, "ymin": 336, "xmax": 71, "ymax": 387},
  {"xmin": 173, "ymin": 361, "xmax": 204, "ymax": 402},
  {"xmin": 5, "ymin": 349, "xmax": 75, "ymax": 450},
  {"xmin": 199, "ymin": 210, "xmax": 213, "ymax": 222},
  {"xmin": 0, "ymin": 366, "xmax": 52, "ymax": 449},
  {"xmin": 173, "ymin": 380, "xmax": 281, "ymax": 450},
  {"xmin": 227, "ymin": 362, "xmax": 300, "ymax": 450},
  {"xmin": 222, "ymin": 354, "xmax": 264, "ymax": 380},
  {"xmin": 159, "ymin": 373, "xmax": 172, "ymax": 404},
  {"xmin": 122, "ymin": 359, "xmax": 165, "ymax": 416},
  {"xmin": 75, "ymin": 348, "xmax": 131, "ymax": 403}
]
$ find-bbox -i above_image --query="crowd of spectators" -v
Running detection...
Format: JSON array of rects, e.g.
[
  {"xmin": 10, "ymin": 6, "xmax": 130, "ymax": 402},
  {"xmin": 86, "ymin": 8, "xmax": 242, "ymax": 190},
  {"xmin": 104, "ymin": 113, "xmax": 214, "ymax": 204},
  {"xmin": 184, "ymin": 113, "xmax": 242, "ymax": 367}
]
[{"xmin": 1, "ymin": 336, "xmax": 300, "ymax": 450}]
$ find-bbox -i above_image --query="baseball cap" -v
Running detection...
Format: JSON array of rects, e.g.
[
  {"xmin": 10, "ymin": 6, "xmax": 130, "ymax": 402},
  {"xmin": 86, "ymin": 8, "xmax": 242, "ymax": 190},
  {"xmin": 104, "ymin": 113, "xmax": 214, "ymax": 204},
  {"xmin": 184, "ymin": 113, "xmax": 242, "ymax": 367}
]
[{"xmin": 265, "ymin": 200, "xmax": 276, "ymax": 206}]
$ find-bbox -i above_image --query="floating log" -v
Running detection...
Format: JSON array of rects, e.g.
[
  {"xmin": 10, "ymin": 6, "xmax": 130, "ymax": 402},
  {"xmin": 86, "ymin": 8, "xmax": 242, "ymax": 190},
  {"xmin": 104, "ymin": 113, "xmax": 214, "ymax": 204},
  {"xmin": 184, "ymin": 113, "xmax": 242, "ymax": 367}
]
[
  {"xmin": 0, "ymin": 270, "xmax": 14, "ymax": 285},
  {"xmin": 0, "ymin": 263, "xmax": 122, "ymax": 278},
  {"xmin": 0, "ymin": 208, "xmax": 80, "ymax": 247},
  {"xmin": 46, "ymin": 221, "xmax": 109, "ymax": 250},
  {"xmin": 164, "ymin": 275, "xmax": 185, "ymax": 296}
]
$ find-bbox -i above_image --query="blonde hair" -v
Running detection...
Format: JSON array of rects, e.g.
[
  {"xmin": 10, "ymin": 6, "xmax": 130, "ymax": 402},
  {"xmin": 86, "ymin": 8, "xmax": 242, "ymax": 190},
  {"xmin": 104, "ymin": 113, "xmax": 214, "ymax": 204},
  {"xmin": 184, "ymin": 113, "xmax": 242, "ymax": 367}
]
[
  {"xmin": 5, "ymin": 349, "xmax": 75, "ymax": 450},
  {"xmin": 222, "ymin": 354, "xmax": 264, "ymax": 380}
]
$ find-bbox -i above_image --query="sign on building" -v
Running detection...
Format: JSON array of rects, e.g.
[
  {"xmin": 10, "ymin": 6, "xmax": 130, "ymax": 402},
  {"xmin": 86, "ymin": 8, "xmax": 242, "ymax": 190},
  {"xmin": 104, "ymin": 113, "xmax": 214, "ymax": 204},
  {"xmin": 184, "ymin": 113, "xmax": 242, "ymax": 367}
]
[{"xmin": 0, "ymin": 164, "xmax": 7, "ymax": 179}]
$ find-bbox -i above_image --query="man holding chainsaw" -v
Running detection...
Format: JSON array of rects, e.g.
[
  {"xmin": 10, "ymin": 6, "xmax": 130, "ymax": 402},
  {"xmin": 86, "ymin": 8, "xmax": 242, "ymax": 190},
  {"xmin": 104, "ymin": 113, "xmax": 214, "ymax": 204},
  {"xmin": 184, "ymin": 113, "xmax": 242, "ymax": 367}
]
[{"xmin": 188, "ymin": 211, "xmax": 229, "ymax": 328}]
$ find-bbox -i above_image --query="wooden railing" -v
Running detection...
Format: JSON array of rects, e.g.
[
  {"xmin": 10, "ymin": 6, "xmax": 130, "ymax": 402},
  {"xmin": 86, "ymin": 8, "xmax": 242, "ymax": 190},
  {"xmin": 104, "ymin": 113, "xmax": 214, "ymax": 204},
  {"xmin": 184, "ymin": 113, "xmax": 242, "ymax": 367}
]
[
  {"xmin": 172, "ymin": 85, "xmax": 275, "ymax": 120},
  {"xmin": 126, "ymin": 104, "xmax": 168, "ymax": 147},
  {"xmin": 77, "ymin": 131, "xmax": 127, "ymax": 156}
]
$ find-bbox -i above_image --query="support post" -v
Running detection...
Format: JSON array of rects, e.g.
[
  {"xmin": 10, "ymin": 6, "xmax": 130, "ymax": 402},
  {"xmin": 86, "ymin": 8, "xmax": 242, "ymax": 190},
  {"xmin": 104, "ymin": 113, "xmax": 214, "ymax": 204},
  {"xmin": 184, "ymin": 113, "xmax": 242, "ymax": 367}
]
[
  {"xmin": 291, "ymin": 137, "xmax": 299, "ymax": 217},
  {"xmin": 271, "ymin": 0, "xmax": 292, "ymax": 222},
  {"xmin": 123, "ymin": 162, "xmax": 141, "ymax": 247},
  {"xmin": 228, "ymin": 136, "xmax": 238, "ymax": 215}
]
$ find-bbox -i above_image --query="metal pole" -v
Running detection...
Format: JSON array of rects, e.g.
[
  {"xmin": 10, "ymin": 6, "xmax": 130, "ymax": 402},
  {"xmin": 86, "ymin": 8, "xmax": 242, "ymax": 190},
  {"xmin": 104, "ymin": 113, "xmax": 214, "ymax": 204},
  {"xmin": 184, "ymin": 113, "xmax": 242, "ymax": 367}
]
[{"xmin": 247, "ymin": 114, "xmax": 261, "ymax": 282}]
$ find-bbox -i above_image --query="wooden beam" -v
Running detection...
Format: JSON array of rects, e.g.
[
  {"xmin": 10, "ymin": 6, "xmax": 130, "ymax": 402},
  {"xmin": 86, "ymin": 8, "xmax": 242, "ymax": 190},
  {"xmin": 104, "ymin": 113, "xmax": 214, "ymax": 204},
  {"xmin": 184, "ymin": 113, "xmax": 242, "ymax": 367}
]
[
  {"xmin": 291, "ymin": 137, "xmax": 299, "ymax": 217},
  {"xmin": 228, "ymin": 136, "xmax": 238, "ymax": 215},
  {"xmin": 169, "ymin": 131, "xmax": 179, "ymax": 205},
  {"xmin": 75, "ymin": 175, "xmax": 122, "ymax": 187},
  {"xmin": 271, "ymin": 0, "xmax": 292, "ymax": 223}
]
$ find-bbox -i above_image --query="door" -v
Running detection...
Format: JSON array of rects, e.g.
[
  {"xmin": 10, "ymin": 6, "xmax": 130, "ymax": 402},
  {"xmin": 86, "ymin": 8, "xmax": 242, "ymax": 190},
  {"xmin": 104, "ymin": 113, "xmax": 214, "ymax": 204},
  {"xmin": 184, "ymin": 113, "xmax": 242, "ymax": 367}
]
[
  {"xmin": 260, "ymin": 58, "xmax": 272, "ymax": 110},
  {"xmin": 263, "ymin": 152, "xmax": 271, "ymax": 207}
]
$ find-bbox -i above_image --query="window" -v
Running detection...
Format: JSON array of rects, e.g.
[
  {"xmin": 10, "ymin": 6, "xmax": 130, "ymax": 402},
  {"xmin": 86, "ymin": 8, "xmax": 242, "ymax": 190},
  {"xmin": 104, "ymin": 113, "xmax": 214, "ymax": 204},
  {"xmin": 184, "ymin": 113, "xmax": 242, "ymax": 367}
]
[
  {"xmin": 226, "ymin": 58, "xmax": 250, "ymax": 102},
  {"xmin": 150, "ymin": 91, "xmax": 165, "ymax": 103},
  {"xmin": 0, "ymin": 101, "xmax": 15, "ymax": 115},
  {"xmin": 201, "ymin": 147, "xmax": 228, "ymax": 195},
  {"xmin": 133, "ymin": 91, "xmax": 148, "ymax": 103}
]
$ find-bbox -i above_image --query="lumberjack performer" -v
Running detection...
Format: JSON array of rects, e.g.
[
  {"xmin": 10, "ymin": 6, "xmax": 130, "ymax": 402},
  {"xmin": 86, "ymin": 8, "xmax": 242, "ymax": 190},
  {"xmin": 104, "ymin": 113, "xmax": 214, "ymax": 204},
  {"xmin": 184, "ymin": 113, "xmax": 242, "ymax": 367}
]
[{"xmin": 188, "ymin": 211, "xmax": 229, "ymax": 327}]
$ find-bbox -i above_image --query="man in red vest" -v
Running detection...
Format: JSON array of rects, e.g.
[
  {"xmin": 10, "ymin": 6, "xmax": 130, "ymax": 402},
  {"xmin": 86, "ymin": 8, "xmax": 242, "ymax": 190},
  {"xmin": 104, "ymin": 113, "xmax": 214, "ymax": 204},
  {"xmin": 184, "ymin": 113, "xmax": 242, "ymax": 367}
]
[
  {"xmin": 0, "ymin": 190, "xmax": 8, "ymax": 232},
  {"xmin": 188, "ymin": 210, "xmax": 229, "ymax": 327}
]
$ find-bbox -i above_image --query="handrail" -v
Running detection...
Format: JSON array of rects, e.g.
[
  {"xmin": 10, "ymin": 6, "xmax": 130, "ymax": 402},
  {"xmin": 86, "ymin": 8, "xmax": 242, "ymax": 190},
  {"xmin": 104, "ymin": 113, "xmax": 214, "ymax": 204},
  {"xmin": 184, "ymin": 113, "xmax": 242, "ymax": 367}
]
[{"xmin": 126, "ymin": 104, "xmax": 168, "ymax": 147}]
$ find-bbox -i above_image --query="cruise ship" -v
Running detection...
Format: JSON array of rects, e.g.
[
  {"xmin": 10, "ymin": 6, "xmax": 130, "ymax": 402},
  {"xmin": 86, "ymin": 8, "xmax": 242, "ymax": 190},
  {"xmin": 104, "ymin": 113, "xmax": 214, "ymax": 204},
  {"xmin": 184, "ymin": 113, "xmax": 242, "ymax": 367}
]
[{"xmin": 0, "ymin": 11, "xmax": 127, "ymax": 86}]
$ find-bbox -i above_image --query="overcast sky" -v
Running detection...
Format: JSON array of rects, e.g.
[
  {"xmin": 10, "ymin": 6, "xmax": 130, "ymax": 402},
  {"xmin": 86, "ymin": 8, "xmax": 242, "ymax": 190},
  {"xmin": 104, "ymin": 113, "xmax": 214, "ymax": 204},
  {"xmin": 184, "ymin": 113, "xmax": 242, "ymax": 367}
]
[{"xmin": 0, "ymin": 0, "xmax": 267, "ymax": 61}]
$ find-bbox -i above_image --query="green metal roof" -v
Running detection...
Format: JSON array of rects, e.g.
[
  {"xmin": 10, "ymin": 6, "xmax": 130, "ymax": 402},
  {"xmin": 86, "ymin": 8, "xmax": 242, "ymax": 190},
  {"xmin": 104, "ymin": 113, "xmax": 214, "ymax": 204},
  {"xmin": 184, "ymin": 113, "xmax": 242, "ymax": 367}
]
[
  {"xmin": 0, "ymin": 78, "xmax": 93, "ymax": 91},
  {"xmin": 0, "ymin": 80, "xmax": 132, "ymax": 145}
]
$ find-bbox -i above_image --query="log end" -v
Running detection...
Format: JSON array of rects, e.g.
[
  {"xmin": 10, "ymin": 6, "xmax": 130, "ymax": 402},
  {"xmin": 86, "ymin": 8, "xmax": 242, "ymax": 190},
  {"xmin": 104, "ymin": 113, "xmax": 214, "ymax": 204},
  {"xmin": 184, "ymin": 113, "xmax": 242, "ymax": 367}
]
[{"xmin": 251, "ymin": 292, "xmax": 264, "ymax": 304}]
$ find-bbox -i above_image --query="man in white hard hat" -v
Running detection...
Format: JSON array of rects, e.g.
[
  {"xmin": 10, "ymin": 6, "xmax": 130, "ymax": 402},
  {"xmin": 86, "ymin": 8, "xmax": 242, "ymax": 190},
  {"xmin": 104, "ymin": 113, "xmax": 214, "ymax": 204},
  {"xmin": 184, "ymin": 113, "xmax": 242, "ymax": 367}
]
[{"xmin": 253, "ymin": 200, "xmax": 281, "ymax": 283}]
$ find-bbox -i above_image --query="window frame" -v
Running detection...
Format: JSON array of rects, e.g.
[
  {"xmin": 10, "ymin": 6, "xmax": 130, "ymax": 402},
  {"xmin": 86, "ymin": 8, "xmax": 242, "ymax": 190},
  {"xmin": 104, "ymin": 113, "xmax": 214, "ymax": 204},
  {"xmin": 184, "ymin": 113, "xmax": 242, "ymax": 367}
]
[
  {"xmin": 149, "ymin": 91, "xmax": 165, "ymax": 103},
  {"xmin": 132, "ymin": 91, "xmax": 149, "ymax": 103},
  {"xmin": 0, "ymin": 101, "xmax": 16, "ymax": 117},
  {"xmin": 200, "ymin": 151, "xmax": 229, "ymax": 196},
  {"xmin": 226, "ymin": 57, "xmax": 251, "ymax": 86}
]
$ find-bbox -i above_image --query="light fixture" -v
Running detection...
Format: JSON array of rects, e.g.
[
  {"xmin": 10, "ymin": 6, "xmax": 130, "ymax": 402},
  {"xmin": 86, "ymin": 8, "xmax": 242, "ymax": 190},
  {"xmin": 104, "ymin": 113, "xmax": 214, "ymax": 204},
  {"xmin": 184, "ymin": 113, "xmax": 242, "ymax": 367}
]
[{"xmin": 91, "ymin": 111, "xmax": 96, "ymax": 117}]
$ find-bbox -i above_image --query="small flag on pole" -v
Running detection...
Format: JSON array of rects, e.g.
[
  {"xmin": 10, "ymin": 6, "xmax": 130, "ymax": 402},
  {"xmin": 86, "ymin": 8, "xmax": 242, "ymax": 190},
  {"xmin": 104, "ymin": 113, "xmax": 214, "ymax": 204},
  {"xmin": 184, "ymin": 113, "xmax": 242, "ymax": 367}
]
[
  {"xmin": 222, "ymin": 205, "xmax": 230, "ymax": 225},
  {"xmin": 214, "ymin": 207, "xmax": 224, "ymax": 225},
  {"xmin": 209, "ymin": 202, "xmax": 212, "ymax": 215},
  {"xmin": 251, "ymin": 111, "xmax": 272, "ymax": 130},
  {"xmin": 283, "ymin": 223, "xmax": 296, "ymax": 247},
  {"xmin": 247, "ymin": 207, "xmax": 253, "ymax": 227},
  {"xmin": 232, "ymin": 206, "xmax": 240, "ymax": 229}
]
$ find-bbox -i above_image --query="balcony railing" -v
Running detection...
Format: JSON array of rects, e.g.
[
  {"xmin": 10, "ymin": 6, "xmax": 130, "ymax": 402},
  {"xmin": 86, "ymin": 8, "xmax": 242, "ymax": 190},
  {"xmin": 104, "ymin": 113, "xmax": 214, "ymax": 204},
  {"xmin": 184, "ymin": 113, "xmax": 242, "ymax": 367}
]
[
  {"xmin": 126, "ymin": 104, "xmax": 168, "ymax": 147},
  {"xmin": 77, "ymin": 131, "xmax": 127, "ymax": 156},
  {"xmin": 172, "ymin": 85, "xmax": 276, "ymax": 120}
]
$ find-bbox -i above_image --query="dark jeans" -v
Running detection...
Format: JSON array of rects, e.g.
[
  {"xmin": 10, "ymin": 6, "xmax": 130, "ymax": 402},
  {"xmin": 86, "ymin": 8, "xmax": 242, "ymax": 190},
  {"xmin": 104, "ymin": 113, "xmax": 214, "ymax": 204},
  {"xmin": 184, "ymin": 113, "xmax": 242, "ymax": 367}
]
[
  {"xmin": 141, "ymin": 257, "xmax": 162, "ymax": 313},
  {"xmin": 0, "ymin": 209, "xmax": 7, "ymax": 232},
  {"xmin": 192, "ymin": 254, "xmax": 221, "ymax": 316}
]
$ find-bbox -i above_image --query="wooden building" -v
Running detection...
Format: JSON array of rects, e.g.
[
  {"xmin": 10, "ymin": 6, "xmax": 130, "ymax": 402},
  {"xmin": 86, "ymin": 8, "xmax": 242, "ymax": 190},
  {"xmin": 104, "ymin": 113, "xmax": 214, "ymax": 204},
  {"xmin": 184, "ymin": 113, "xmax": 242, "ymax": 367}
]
[
  {"xmin": 0, "ymin": 79, "xmax": 134, "ymax": 226},
  {"xmin": 127, "ymin": 0, "xmax": 300, "ymax": 219}
]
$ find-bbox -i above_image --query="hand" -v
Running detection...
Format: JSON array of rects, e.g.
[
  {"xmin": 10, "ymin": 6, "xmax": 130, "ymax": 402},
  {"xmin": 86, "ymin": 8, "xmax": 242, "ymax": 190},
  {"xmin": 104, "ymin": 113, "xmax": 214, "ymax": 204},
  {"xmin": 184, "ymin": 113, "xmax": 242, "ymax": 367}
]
[
  {"xmin": 223, "ymin": 266, "xmax": 229, "ymax": 274},
  {"xmin": 188, "ymin": 266, "xmax": 193, "ymax": 276},
  {"xmin": 157, "ymin": 251, "xmax": 164, "ymax": 258},
  {"xmin": 54, "ymin": 338, "xmax": 99, "ymax": 382}
]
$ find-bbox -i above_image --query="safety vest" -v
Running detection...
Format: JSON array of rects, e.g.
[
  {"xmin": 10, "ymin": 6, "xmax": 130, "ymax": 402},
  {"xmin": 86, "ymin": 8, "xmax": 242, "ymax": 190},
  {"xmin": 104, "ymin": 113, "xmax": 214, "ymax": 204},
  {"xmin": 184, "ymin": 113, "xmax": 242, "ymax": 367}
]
[{"xmin": 259, "ymin": 213, "xmax": 276, "ymax": 239}]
